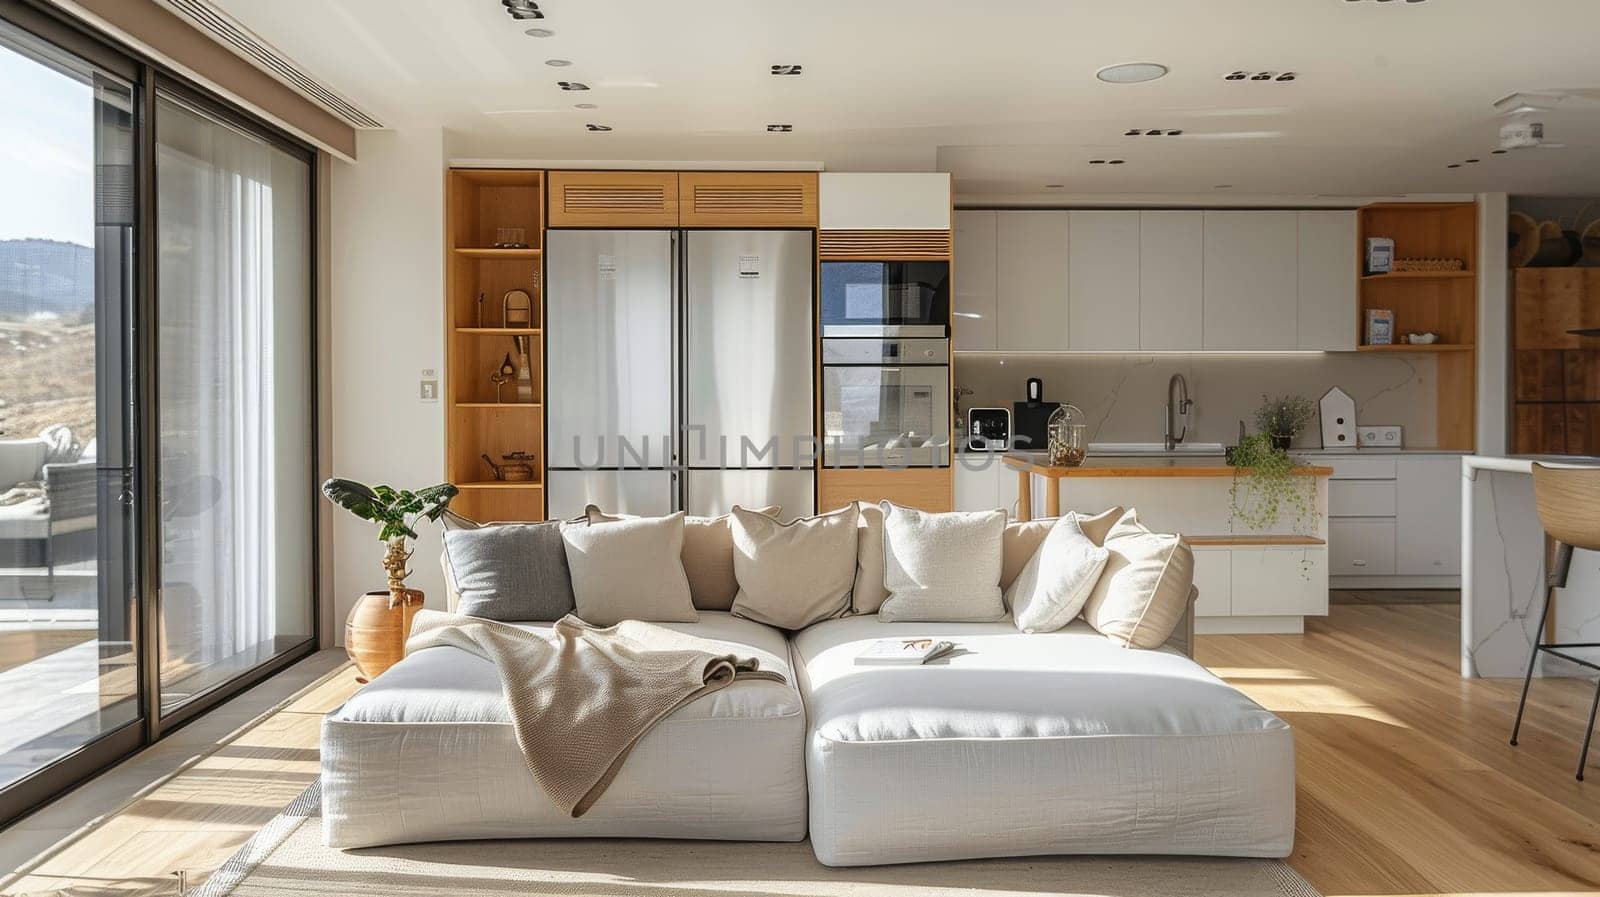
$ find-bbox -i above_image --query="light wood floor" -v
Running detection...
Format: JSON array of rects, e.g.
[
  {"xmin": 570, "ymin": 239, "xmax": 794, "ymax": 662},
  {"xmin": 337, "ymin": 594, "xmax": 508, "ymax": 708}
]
[{"xmin": 3, "ymin": 603, "xmax": 1598, "ymax": 897}]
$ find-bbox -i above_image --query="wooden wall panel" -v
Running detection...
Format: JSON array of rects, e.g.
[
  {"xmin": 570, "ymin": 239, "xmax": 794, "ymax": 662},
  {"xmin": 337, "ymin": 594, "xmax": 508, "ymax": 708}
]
[
  {"xmin": 1566, "ymin": 405, "xmax": 1600, "ymax": 457},
  {"xmin": 817, "ymin": 468, "xmax": 953, "ymax": 513},
  {"xmin": 678, "ymin": 172, "xmax": 818, "ymax": 227},
  {"xmin": 547, "ymin": 171, "xmax": 679, "ymax": 226},
  {"xmin": 1515, "ymin": 269, "xmax": 1583, "ymax": 350},
  {"xmin": 1515, "ymin": 350, "xmax": 1567, "ymax": 402},
  {"xmin": 1514, "ymin": 404, "xmax": 1567, "ymax": 455}
]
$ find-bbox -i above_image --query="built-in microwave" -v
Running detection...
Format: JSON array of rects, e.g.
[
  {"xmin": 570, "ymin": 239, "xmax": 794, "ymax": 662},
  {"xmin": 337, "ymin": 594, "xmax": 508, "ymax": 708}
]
[{"xmin": 820, "ymin": 260, "xmax": 950, "ymax": 337}]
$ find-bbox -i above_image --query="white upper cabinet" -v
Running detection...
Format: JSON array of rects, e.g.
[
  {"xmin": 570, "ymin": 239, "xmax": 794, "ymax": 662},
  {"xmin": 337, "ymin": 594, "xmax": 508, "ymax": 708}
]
[
  {"xmin": 1068, "ymin": 211, "xmax": 1141, "ymax": 351},
  {"xmin": 1296, "ymin": 210, "xmax": 1358, "ymax": 351},
  {"xmin": 1203, "ymin": 211, "xmax": 1299, "ymax": 350},
  {"xmin": 996, "ymin": 211, "xmax": 1070, "ymax": 351},
  {"xmin": 1138, "ymin": 211, "xmax": 1204, "ymax": 351},
  {"xmin": 953, "ymin": 210, "xmax": 997, "ymax": 351},
  {"xmin": 818, "ymin": 173, "xmax": 951, "ymax": 229}
]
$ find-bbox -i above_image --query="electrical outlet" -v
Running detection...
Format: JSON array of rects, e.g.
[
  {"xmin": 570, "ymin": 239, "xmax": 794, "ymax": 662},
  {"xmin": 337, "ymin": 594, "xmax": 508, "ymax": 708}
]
[{"xmin": 419, "ymin": 369, "xmax": 439, "ymax": 403}]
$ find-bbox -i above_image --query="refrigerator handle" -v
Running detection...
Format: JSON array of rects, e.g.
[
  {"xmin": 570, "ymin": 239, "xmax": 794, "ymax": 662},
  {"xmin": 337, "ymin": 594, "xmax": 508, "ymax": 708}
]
[{"xmin": 671, "ymin": 231, "xmax": 684, "ymax": 513}]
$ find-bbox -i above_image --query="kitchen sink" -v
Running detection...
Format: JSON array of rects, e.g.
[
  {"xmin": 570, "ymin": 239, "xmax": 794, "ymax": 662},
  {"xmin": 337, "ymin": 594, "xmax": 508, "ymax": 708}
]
[{"xmin": 1087, "ymin": 442, "xmax": 1226, "ymax": 457}]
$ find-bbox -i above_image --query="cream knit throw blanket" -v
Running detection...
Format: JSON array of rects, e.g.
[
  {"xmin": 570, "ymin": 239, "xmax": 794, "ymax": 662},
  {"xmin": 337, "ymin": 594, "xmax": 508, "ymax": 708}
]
[{"xmin": 404, "ymin": 610, "xmax": 784, "ymax": 818}]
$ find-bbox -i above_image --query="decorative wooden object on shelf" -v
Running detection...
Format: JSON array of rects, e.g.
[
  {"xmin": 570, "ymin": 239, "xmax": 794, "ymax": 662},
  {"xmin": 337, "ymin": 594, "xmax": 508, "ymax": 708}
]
[
  {"xmin": 1511, "ymin": 267, "xmax": 1600, "ymax": 455},
  {"xmin": 447, "ymin": 169, "xmax": 547, "ymax": 522},
  {"xmin": 1356, "ymin": 202, "xmax": 1479, "ymax": 451},
  {"xmin": 345, "ymin": 588, "xmax": 424, "ymax": 683}
]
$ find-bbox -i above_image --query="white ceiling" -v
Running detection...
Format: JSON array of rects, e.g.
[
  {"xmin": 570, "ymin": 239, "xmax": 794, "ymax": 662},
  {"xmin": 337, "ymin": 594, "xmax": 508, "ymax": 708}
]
[{"xmin": 210, "ymin": 0, "xmax": 1600, "ymax": 198}]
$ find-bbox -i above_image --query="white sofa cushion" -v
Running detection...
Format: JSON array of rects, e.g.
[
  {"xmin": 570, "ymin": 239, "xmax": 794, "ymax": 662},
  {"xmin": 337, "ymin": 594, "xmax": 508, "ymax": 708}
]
[
  {"xmin": 1082, "ymin": 508, "xmax": 1196, "ymax": 649},
  {"xmin": 792, "ymin": 614, "xmax": 1294, "ymax": 866},
  {"xmin": 322, "ymin": 612, "xmax": 807, "ymax": 848},
  {"xmin": 877, "ymin": 503, "xmax": 1006, "ymax": 622},
  {"xmin": 730, "ymin": 504, "xmax": 857, "ymax": 630},
  {"xmin": 1004, "ymin": 513, "xmax": 1109, "ymax": 633},
  {"xmin": 999, "ymin": 505, "xmax": 1123, "ymax": 593},
  {"xmin": 561, "ymin": 512, "xmax": 697, "ymax": 625}
]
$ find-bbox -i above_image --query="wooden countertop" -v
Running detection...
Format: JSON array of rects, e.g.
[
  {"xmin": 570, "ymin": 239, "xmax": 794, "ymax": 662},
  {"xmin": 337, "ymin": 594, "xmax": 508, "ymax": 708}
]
[{"xmin": 1001, "ymin": 454, "xmax": 1333, "ymax": 479}]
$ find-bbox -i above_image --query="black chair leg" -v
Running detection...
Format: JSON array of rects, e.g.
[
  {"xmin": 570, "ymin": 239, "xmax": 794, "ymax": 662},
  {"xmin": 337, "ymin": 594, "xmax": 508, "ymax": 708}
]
[
  {"xmin": 1578, "ymin": 677, "xmax": 1600, "ymax": 781},
  {"xmin": 1511, "ymin": 586, "xmax": 1555, "ymax": 747}
]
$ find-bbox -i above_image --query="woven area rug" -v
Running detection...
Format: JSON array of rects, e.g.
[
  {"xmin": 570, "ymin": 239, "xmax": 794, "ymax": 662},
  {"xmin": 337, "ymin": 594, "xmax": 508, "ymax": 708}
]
[{"xmin": 195, "ymin": 782, "xmax": 1322, "ymax": 897}]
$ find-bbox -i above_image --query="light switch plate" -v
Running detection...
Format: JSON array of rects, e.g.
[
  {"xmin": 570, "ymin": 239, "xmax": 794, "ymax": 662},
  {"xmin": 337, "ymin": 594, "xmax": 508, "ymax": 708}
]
[
  {"xmin": 1358, "ymin": 425, "xmax": 1402, "ymax": 448},
  {"xmin": 420, "ymin": 368, "xmax": 439, "ymax": 403}
]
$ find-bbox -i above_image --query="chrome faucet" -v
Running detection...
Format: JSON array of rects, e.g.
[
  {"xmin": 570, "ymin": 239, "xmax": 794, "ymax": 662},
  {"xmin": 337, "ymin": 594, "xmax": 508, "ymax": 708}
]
[{"xmin": 1164, "ymin": 373, "xmax": 1192, "ymax": 451}]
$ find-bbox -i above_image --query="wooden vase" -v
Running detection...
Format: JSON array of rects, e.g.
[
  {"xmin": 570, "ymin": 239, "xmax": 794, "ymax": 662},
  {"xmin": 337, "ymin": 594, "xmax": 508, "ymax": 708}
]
[{"xmin": 345, "ymin": 588, "xmax": 424, "ymax": 683}]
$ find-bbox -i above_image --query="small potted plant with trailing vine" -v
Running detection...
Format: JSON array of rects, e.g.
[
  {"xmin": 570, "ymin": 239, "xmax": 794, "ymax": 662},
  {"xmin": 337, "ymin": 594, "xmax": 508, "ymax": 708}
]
[
  {"xmin": 322, "ymin": 478, "xmax": 458, "ymax": 681},
  {"xmin": 1254, "ymin": 393, "xmax": 1317, "ymax": 451}
]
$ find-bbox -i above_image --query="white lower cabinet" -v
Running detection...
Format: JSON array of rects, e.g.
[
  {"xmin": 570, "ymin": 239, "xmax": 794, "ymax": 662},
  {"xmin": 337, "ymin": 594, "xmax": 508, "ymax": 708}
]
[
  {"xmin": 1329, "ymin": 518, "xmax": 1398, "ymax": 575},
  {"xmin": 1191, "ymin": 548, "xmax": 1233, "ymax": 616},
  {"xmin": 1230, "ymin": 547, "xmax": 1330, "ymax": 617},
  {"xmin": 953, "ymin": 457, "xmax": 1019, "ymax": 517},
  {"xmin": 1395, "ymin": 456, "xmax": 1463, "ymax": 575}
]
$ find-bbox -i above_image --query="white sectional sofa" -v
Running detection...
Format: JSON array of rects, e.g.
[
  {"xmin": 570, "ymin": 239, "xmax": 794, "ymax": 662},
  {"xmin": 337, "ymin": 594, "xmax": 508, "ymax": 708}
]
[{"xmin": 321, "ymin": 507, "xmax": 1295, "ymax": 866}]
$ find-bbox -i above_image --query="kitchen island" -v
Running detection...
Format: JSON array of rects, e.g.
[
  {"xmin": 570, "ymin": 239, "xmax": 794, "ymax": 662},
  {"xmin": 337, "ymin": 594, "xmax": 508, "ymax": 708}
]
[
  {"xmin": 1461, "ymin": 455, "xmax": 1600, "ymax": 679},
  {"xmin": 992, "ymin": 452, "xmax": 1332, "ymax": 634}
]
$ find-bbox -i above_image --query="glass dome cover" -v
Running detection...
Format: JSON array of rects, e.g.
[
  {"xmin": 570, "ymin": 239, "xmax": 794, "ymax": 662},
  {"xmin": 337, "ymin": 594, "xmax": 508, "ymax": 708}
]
[{"xmin": 1047, "ymin": 403, "xmax": 1087, "ymax": 467}]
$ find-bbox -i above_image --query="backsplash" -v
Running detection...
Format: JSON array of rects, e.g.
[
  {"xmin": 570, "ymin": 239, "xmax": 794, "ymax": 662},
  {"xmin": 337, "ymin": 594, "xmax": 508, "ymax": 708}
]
[{"xmin": 955, "ymin": 353, "xmax": 1439, "ymax": 449}]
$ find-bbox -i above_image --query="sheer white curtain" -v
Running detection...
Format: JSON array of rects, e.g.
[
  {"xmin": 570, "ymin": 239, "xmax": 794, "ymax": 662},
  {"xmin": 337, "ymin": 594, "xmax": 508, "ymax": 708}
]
[{"xmin": 155, "ymin": 94, "xmax": 311, "ymax": 708}]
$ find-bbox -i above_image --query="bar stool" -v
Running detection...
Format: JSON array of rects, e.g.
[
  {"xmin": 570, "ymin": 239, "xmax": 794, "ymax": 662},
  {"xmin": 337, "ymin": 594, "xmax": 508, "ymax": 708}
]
[{"xmin": 1510, "ymin": 462, "xmax": 1600, "ymax": 780}]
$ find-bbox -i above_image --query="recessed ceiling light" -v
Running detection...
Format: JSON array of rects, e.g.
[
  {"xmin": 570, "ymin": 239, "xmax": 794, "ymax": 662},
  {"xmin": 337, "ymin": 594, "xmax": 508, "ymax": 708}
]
[
  {"xmin": 557, "ymin": 81, "xmax": 589, "ymax": 91},
  {"xmin": 545, "ymin": 58, "xmax": 572, "ymax": 67},
  {"xmin": 771, "ymin": 64, "xmax": 803, "ymax": 76},
  {"xmin": 524, "ymin": 27, "xmax": 555, "ymax": 37},
  {"xmin": 1214, "ymin": 184, "xmax": 1233, "ymax": 190},
  {"xmin": 1446, "ymin": 163, "xmax": 1461, "ymax": 168},
  {"xmin": 1491, "ymin": 149, "xmax": 1509, "ymax": 154},
  {"xmin": 767, "ymin": 124, "xmax": 793, "ymax": 132},
  {"xmin": 1089, "ymin": 159, "xmax": 1107, "ymax": 164},
  {"xmin": 1226, "ymin": 70, "xmax": 1295, "ymax": 83},
  {"xmin": 586, "ymin": 123, "xmax": 612, "ymax": 132},
  {"xmin": 502, "ymin": 0, "xmax": 543, "ymax": 20},
  {"xmin": 1096, "ymin": 62, "xmax": 1168, "ymax": 84},
  {"xmin": 574, "ymin": 102, "xmax": 597, "ymax": 109},
  {"xmin": 1465, "ymin": 158, "xmax": 1480, "ymax": 163},
  {"xmin": 1107, "ymin": 159, "xmax": 1126, "ymax": 165},
  {"xmin": 1044, "ymin": 184, "xmax": 1065, "ymax": 189}
]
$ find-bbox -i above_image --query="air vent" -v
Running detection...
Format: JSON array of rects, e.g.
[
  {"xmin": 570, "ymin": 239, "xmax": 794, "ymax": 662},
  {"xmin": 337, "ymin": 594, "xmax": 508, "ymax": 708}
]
[
  {"xmin": 819, "ymin": 230, "xmax": 952, "ymax": 261},
  {"xmin": 689, "ymin": 184, "xmax": 805, "ymax": 215},
  {"xmin": 770, "ymin": 64, "xmax": 803, "ymax": 75},
  {"xmin": 558, "ymin": 81, "xmax": 590, "ymax": 91},
  {"xmin": 1125, "ymin": 129, "xmax": 1184, "ymax": 136},
  {"xmin": 157, "ymin": 0, "xmax": 384, "ymax": 128},
  {"xmin": 585, "ymin": 124, "xmax": 613, "ymax": 132},
  {"xmin": 767, "ymin": 124, "xmax": 794, "ymax": 132},
  {"xmin": 1089, "ymin": 159, "xmax": 1127, "ymax": 165},
  {"xmin": 562, "ymin": 184, "xmax": 667, "ymax": 214}
]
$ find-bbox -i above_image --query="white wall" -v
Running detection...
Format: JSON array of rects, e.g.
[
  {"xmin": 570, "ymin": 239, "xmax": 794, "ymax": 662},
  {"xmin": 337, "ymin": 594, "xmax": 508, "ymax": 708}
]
[
  {"xmin": 330, "ymin": 128, "xmax": 447, "ymax": 640},
  {"xmin": 1477, "ymin": 193, "xmax": 1509, "ymax": 457}
]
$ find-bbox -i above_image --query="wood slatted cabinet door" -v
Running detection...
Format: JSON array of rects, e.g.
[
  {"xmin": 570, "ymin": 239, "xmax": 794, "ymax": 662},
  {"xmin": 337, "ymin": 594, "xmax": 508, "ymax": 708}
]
[
  {"xmin": 678, "ymin": 172, "xmax": 817, "ymax": 227},
  {"xmin": 547, "ymin": 171, "xmax": 679, "ymax": 226}
]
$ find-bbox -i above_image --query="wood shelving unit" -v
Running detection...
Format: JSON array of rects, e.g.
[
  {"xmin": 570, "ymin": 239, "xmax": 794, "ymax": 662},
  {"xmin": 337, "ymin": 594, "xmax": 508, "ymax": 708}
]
[
  {"xmin": 446, "ymin": 169, "xmax": 547, "ymax": 522},
  {"xmin": 1357, "ymin": 201, "xmax": 1478, "ymax": 450}
]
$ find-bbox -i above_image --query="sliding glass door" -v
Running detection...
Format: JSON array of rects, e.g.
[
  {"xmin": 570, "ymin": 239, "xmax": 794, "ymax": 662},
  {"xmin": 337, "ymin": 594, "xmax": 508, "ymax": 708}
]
[
  {"xmin": 0, "ymin": 1, "xmax": 318, "ymax": 826},
  {"xmin": 154, "ymin": 91, "xmax": 314, "ymax": 715},
  {"xmin": 0, "ymin": 20, "xmax": 138, "ymax": 793}
]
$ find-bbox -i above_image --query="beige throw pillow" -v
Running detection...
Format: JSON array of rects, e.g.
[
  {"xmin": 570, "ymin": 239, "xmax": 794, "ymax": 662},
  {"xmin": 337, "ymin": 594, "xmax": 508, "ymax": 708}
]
[
  {"xmin": 1000, "ymin": 506, "xmax": 1123, "ymax": 592},
  {"xmin": 561, "ymin": 512, "xmax": 697, "ymax": 626},
  {"xmin": 849, "ymin": 501, "xmax": 889, "ymax": 614},
  {"xmin": 729, "ymin": 504, "xmax": 858, "ymax": 630},
  {"xmin": 1081, "ymin": 508, "xmax": 1195, "ymax": 648},
  {"xmin": 878, "ymin": 503, "xmax": 1007, "ymax": 622},
  {"xmin": 586, "ymin": 505, "xmax": 780, "ymax": 611},
  {"xmin": 1005, "ymin": 514, "xmax": 1110, "ymax": 633}
]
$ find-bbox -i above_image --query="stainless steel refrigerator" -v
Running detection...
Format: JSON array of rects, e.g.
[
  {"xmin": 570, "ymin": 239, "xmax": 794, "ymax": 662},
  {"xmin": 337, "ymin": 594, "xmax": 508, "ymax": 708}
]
[{"xmin": 546, "ymin": 229, "xmax": 815, "ymax": 520}]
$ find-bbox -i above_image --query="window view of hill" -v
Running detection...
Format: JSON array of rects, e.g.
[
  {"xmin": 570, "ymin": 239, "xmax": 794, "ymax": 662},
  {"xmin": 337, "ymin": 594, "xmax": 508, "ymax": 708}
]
[{"xmin": 0, "ymin": 238, "xmax": 96, "ymax": 440}]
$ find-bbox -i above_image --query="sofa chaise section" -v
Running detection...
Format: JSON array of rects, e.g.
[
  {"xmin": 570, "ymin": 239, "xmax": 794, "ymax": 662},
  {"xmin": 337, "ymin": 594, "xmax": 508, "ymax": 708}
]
[
  {"xmin": 321, "ymin": 611, "xmax": 807, "ymax": 849},
  {"xmin": 793, "ymin": 615, "xmax": 1295, "ymax": 867}
]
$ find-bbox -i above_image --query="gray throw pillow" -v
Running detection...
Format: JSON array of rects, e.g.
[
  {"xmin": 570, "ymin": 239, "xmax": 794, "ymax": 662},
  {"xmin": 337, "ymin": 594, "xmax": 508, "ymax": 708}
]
[{"xmin": 442, "ymin": 521, "xmax": 576, "ymax": 622}]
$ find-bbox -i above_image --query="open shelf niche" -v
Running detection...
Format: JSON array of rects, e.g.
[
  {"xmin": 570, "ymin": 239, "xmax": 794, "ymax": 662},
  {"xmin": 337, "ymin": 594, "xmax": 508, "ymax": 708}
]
[
  {"xmin": 1356, "ymin": 201, "xmax": 1478, "ymax": 451},
  {"xmin": 446, "ymin": 169, "xmax": 546, "ymax": 522}
]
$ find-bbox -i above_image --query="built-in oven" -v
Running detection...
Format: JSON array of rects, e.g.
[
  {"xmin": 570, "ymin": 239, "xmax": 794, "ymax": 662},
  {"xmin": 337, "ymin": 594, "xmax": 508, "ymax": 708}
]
[
  {"xmin": 822, "ymin": 338, "xmax": 951, "ymax": 468},
  {"xmin": 820, "ymin": 260, "xmax": 950, "ymax": 337}
]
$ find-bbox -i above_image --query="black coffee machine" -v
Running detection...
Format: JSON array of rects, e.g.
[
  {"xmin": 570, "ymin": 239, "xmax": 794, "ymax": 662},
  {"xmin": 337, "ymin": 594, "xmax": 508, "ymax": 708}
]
[{"xmin": 1012, "ymin": 377, "xmax": 1060, "ymax": 453}]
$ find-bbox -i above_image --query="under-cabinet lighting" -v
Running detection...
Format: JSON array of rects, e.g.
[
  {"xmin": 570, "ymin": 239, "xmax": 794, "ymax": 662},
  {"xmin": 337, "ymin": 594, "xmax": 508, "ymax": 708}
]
[{"xmin": 954, "ymin": 350, "xmax": 1330, "ymax": 358}]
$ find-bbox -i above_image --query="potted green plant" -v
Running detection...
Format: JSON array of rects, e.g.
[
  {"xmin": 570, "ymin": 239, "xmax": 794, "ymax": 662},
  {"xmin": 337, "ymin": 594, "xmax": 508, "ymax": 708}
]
[
  {"xmin": 321, "ymin": 478, "xmax": 458, "ymax": 681},
  {"xmin": 1254, "ymin": 394, "xmax": 1317, "ymax": 451},
  {"xmin": 1225, "ymin": 433, "xmax": 1317, "ymax": 534}
]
